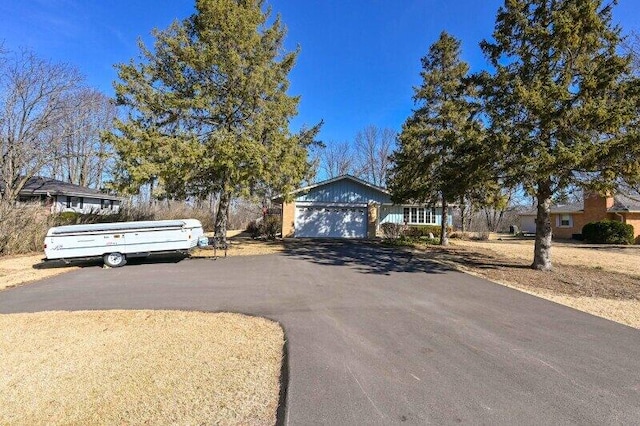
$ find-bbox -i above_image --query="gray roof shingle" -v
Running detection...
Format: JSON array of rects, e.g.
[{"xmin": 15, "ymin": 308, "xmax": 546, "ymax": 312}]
[
  {"xmin": 6, "ymin": 176, "xmax": 121, "ymax": 201},
  {"xmin": 610, "ymin": 193, "xmax": 640, "ymax": 212},
  {"xmin": 520, "ymin": 193, "xmax": 640, "ymax": 215}
]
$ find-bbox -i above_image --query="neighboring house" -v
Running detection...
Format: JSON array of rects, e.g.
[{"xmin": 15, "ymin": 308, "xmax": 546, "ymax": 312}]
[
  {"xmin": 7, "ymin": 176, "xmax": 121, "ymax": 214},
  {"xmin": 519, "ymin": 192, "xmax": 640, "ymax": 241},
  {"xmin": 275, "ymin": 175, "xmax": 453, "ymax": 238}
]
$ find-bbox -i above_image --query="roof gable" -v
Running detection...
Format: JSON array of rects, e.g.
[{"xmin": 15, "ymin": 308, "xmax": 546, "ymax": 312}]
[
  {"xmin": 291, "ymin": 175, "xmax": 391, "ymax": 205},
  {"xmin": 291, "ymin": 175, "xmax": 389, "ymax": 196}
]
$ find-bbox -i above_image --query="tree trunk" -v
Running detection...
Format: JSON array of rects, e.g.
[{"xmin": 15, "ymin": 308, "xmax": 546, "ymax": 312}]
[
  {"xmin": 532, "ymin": 181, "xmax": 553, "ymax": 271},
  {"xmin": 149, "ymin": 179, "xmax": 155, "ymax": 206},
  {"xmin": 460, "ymin": 195, "xmax": 466, "ymax": 233},
  {"xmin": 440, "ymin": 197, "xmax": 449, "ymax": 246},
  {"xmin": 214, "ymin": 190, "xmax": 231, "ymax": 244}
]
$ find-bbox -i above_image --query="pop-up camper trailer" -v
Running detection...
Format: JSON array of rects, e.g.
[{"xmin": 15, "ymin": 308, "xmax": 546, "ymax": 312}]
[{"xmin": 44, "ymin": 219, "xmax": 204, "ymax": 267}]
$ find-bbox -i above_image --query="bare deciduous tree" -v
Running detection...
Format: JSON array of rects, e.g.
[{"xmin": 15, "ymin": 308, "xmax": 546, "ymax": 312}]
[
  {"xmin": 319, "ymin": 140, "xmax": 356, "ymax": 179},
  {"xmin": 354, "ymin": 125, "xmax": 395, "ymax": 187},
  {"xmin": 0, "ymin": 48, "xmax": 82, "ymax": 203},
  {"xmin": 45, "ymin": 89, "xmax": 116, "ymax": 189}
]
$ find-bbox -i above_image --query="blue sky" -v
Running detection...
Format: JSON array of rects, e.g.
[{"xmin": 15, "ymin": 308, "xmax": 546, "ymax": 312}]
[{"xmin": 1, "ymin": 0, "xmax": 638, "ymax": 144}]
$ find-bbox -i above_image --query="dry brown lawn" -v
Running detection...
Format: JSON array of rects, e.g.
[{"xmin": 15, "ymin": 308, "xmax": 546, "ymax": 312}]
[
  {"xmin": 453, "ymin": 238, "xmax": 640, "ymax": 276},
  {"xmin": 416, "ymin": 239, "xmax": 640, "ymax": 329},
  {"xmin": 0, "ymin": 310, "xmax": 284, "ymax": 425},
  {"xmin": 0, "ymin": 253, "xmax": 77, "ymax": 291},
  {"xmin": 193, "ymin": 231, "xmax": 284, "ymax": 258}
]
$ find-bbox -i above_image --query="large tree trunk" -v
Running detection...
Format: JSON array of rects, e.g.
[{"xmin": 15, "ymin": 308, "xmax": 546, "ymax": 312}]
[
  {"xmin": 532, "ymin": 181, "xmax": 553, "ymax": 271},
  {"xmin": 214, "ymin": 190, "xmax": 231, "ymax": 244},
  {"xmin": 440, "ymin": 196, "xmax": 449, "ymax": 246}
]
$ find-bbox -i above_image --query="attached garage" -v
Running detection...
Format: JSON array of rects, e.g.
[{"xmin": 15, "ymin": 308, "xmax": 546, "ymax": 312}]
[
  {"xmin": 294, "ymin": 205, "xmax": 367, "ymax": 238},
  {"xmin": 277, "ymin": 174, "xmax": 453, "ymax": 239},
  {"xmin": 278, "ymin": 175, "xmax": 392, "ymax": 239}
]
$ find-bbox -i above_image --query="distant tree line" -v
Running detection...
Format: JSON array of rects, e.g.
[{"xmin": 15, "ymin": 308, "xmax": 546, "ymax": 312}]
[{"xmin": 0, "ymin": 47, "xmax": 115, "ymax": 204}]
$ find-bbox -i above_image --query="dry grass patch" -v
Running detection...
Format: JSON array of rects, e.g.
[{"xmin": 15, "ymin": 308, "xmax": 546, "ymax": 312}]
[
  {"xmin": 194, "ymin": 232, "xmax": 284, "ymax": 258},
  {"xmin": 451, "ymin": 239, "xmax": 640, "ymax": 277},
  {"xmin": 0, "ymin": 254, "xmax": 77, "ymax": 291},
  {"xmin": 411, "ymin": 242, "xmax": 640, "ymax": 329},
  {"xmin": 0, "ymin": 310, "xmax": 284, "ymax": 425}
]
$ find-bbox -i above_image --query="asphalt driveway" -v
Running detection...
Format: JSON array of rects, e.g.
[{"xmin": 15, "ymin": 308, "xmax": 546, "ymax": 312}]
[{"xmin": 1, "ymin": 241, "xmax": 639, "ymax": 424}]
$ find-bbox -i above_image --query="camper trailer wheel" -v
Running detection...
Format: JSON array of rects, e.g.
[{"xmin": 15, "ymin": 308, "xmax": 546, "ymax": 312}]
[{"xmin": 103, "ymin": 252, "xmax": 127, "ymax": 268}]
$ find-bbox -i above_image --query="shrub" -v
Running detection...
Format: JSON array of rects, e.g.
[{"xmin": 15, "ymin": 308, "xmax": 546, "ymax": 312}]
[
  {"xmin": 262, "ymin": 215, "xmax": 281, "ymax": 240},
  {"xmin": 582, "ymin": 220, "xmax": 634, "ymax": 245},
  {"xmin": 0, "ymin": 203, "xmax": 53, "ymax": 255},
  {"xmin": 246, "ymin": 216, "xmax": 281, "ymax": 240},
  {"xmin": 381, "ymin": 223, "xmax": 403, "ymax": 239},
  {"xmin": 54, "ymin": 211, "xmax": 81, "ymax": 225},
  {"xmin": 404, "ymin": 225, "xmax": 452, "ymax": 238},
  {"xmin": 470, "ymin": 231, "xmax": 490, "ymax": 241},
  {"xmin": 247, "ymin": 220, "xmax": 261, "ymax": 239}
]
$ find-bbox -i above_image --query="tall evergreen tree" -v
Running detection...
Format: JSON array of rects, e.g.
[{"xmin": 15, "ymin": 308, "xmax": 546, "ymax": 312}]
[
  {"xmin": 389, "ymin": 32, "xmax": 488, "ymax": 245},
  {"xmin": 480, "ymin": 0, "xmax": 640, "ymax": 270},
  {"xmin": 105, "ymin": 0, "xmax": 319, "ymax": 241}
]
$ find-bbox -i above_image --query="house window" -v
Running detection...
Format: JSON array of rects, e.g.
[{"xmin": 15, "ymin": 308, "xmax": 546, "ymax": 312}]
[
  {"xmin": 67, "ymin": 197, "xmax": 84, "ymax": 209},
  {"xmin": 403, "ymin": 207, "xmax": 437, "ymax": 225},
  {"xmin": 101, "ymin": 199, "xmax": 113, "ymax": 210},
  {"xmin": 426, "ymin": 208, "xmax": 436, "ymax": 224},
  {"xmin": 558, "ymin": 214, "xmax": 573, "ymax": 228}
]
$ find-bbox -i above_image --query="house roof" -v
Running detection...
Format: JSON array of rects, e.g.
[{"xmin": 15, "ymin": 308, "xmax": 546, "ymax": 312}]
[
  {"xmin": 9, "ymin": 176, "xmax": 121, "ymax": 201},
  {"xmin": 274, "ymin": 174, "xmax": 390, "ymax": 200},
  {"xmin": 610, "ymin": 193, "xmax": 640, "ymax": 212},
  {"xmin": 519, "ymin": 202, "xmax": 584, "ymax": 215},
  {"xmin": 520, "ymin": 193, "xmax": 640, "ymax": 216}
]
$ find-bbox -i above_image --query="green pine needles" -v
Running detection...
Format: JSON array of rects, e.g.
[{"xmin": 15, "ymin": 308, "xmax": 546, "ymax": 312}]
[{"xmin": 105, "ymin": 0, "xmax": 320, "ymax": 240}]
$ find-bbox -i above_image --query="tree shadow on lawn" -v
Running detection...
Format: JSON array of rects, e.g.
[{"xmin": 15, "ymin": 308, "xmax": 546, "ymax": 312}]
[
  {"xmin": 424, "ymin": 245, "xmax": 533, "ymax": 271},
  {"xmin": 430, "ymin": 244, "xmax": 640, "ymax": 299},
  {"xmin": 281, "ymin": 239, "xmax": 453, "ymax": 276}
]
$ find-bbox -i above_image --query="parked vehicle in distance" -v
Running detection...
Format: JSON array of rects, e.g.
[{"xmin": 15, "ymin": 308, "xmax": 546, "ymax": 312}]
[{"xmin": 44, "ymin": 219, "xmax": 204, "ymax": 267}]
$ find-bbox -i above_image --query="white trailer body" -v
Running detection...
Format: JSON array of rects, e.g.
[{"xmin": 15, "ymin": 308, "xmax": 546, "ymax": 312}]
[{"xmin": 44, "ymin": 219, "xmax": 204, "ymax": 267}]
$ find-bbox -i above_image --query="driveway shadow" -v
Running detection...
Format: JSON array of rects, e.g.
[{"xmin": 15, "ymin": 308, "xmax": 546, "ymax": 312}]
[
  {"xmin": 33, "ymin": 253, "xmax": 189, "ymax": 270},
  {"xmin": 282, "ymin": 239, "xmax": 452, "ymax": 275}
]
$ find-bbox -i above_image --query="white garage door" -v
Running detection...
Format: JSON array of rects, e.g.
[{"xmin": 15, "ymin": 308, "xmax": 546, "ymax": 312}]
[{"xmin": 295, "ymin": 206, "xmax": 367, "ymax": 238}]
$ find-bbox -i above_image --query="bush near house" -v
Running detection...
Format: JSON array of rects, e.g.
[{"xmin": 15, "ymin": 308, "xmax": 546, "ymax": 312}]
[
  {"xmin": 247, "ymin": 215, "xmax": 281, "ymax": 240},
  {"xmin": 262, "ymin": 216, "xmax": 280, "ymax": 239},
  {"xmin": 582, "ymin": 220, "xmax": 634, "ymax": 245},
  {"xmin": 381, "ymin": 223, "xmax": 403, "ymax": 239},
  {"xmin": 404, "ymin": 225, "xmax": 453, "ymax": 238}
]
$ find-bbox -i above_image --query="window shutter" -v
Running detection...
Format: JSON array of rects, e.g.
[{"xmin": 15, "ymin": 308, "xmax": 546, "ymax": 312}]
[{"xmin": 66, "ymin": 197, "xmax": 70, "ymax": 208}]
